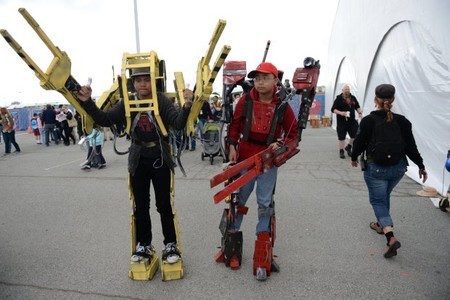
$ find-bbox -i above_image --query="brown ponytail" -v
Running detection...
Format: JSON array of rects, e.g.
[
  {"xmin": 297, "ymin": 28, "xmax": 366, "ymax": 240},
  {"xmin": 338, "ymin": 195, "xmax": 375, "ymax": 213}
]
[{"xmin": 374, "ymin": 96, "xmax": 394, "ymax": 122}]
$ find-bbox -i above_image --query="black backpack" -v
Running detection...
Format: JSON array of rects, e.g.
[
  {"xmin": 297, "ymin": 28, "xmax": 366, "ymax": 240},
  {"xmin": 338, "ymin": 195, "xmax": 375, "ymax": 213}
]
[{"xmin": 367, "ymin": 114, "xmax": 405, "ymax": 166}]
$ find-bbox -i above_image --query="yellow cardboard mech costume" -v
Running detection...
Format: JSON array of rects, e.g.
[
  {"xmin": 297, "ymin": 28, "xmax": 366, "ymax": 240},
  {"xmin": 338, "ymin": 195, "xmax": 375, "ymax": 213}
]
[{"xmin": 1, "ymin": 7, "xmax": 230, "ymax": 281}]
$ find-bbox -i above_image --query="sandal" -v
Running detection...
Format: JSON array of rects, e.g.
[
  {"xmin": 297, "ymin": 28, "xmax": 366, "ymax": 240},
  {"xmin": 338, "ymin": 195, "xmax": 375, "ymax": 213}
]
[{"xmin": 370, "ymin": 222, "xmax": 384, "ymax": 234}]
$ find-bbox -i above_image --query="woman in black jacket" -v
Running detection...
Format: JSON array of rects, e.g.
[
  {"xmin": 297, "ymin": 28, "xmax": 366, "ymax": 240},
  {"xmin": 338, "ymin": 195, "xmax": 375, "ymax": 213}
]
[{"xmin": 351, "ymin": 84, "xmax": 428, "ymax": 258}]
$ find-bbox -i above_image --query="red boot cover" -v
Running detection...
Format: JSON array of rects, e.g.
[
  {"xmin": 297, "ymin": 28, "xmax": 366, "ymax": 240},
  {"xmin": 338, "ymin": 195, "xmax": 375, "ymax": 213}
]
[{"xmin": 253, "ymin": 232, "xmax": 272, "ymax": 276}]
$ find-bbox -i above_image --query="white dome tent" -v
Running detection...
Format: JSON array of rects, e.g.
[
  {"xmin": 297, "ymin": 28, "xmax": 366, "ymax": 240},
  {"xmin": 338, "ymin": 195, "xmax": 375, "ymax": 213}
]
[{"xmin": 325, "ymin": 0, "xmax": 450, "ymax": 196}]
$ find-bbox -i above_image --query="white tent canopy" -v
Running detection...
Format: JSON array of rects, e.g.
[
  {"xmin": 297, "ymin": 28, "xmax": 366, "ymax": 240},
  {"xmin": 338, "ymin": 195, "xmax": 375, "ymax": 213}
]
[{"xmin": 325, "ymin": 0, "xmax": 450, "ymax": 196}]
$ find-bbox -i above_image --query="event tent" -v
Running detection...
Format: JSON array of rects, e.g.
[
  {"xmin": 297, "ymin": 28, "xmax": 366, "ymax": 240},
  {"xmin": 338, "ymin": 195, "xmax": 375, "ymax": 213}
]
[{"xmin": 325, "ymin": 0, "xmax": 450, "ymax": 196}]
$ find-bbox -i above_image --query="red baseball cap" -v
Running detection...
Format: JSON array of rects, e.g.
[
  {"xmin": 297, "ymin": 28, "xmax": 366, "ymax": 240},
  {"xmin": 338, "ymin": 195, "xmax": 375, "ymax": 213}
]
[{"xmin": 248, "ymin": 62, "xmax": 278, "ymax": 79}]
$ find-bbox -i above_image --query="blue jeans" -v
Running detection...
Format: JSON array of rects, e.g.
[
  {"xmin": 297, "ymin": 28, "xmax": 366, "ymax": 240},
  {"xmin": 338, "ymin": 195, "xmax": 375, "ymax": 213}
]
[
  {"xmin": 44, "ymin": 123, "xmax": 59, "ymax": 145},
  {"xmin": 363, "ymin": 158, "xmax": 407, "ymax": 228},
  {"xmin": 196, "ymin": 119, "xmax": 206, "ymax": 144},
  {"xmin": 232, "ymin": 166, "xmax": 278, "ymax": 235}
]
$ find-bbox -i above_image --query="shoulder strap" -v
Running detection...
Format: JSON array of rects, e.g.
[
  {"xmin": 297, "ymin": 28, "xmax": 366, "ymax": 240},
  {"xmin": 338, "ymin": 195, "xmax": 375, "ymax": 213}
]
[
  {"xmin": 242, "ymin": 93, "xmax": 253, "ymax": 141},
  {"xmin": 266, "ymin": 101, "xmax": 287, "ymax": 144},
  {"xmin": 130, "ymin": 112, "xmax": 141, "ymax": 141}
]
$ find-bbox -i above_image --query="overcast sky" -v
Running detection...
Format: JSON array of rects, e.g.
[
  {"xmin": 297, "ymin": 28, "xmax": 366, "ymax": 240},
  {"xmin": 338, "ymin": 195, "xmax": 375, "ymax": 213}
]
[{"xmin": 0, "ymin": 0, "xmax": 338, "ymax": 107}]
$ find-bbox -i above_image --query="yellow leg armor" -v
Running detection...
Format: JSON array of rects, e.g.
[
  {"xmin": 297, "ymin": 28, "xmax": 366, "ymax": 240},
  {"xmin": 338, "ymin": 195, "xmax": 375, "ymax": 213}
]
[
  {"xmin": 127, "ymin": 166, "xmax": 184, "ymax": 281},
  {"xmin": 160, "ymin": 169, "xmax": 184, "ymax": 281},
  {"xmin": 128, "ymin": 174, "xmax": 159, "ymax": 281}
]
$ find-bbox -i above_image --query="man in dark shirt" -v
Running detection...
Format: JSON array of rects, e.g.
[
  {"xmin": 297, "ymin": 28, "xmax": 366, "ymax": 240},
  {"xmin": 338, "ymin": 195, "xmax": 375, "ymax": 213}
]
[
  {"xmin": 331, "ymin": 84, "xmax": 363, "ymax": 158},
  {"xmin": 42, "ymin": 104, "xmax": 59, "ymax": 146}
]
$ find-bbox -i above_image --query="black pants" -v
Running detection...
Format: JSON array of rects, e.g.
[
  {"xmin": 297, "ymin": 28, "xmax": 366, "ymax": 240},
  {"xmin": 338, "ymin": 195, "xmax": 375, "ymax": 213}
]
[
  {"xmin": 86, "ymin": 145, "xmax": 106, "ymax": 166},
  {"xmin": 131, "ymin": 157, "xmax": 176, "ymax": 246}
]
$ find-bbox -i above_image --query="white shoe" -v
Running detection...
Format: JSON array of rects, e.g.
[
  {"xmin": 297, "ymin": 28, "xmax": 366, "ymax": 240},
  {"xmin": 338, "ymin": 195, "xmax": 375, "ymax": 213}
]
[
  {"xmin": 162, "ymin": 242, "xmax": 180, "ymax": 264},
  {"xmin": 131, "ymin": 243, "xmax": 154, "ymax": 262},
  {"xmin": 80, "ymin": 164, "xmax": 91, "ymax": 170}
]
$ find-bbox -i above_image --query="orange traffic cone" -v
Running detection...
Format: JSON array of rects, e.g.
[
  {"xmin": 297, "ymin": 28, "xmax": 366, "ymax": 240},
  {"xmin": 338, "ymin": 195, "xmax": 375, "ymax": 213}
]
[{"xmin": 27, "ymin": 126, "xmax": 31, "ymax": 134}]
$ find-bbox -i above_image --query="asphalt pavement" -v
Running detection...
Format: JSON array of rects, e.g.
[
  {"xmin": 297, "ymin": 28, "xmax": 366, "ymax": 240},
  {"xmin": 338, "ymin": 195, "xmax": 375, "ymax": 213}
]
[{"xmin": 0, "ymin": 126, "xmax": 449, "ymax": 300}]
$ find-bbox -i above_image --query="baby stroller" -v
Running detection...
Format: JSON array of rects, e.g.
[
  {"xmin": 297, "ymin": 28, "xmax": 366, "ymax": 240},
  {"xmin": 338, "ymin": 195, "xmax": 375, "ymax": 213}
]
[{"xmin": 201, "ymin": 121, "xmax": 223, "ymax": 164}]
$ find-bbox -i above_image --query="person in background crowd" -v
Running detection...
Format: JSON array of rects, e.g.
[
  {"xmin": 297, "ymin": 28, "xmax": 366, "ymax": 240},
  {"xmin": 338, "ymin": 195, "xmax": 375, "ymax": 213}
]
[
  {"xmin": 57, "ymin": 104, "xmax": 70, "ymax": 145},
  {"xmin": 30, "ymin": 112, "xmax": 41, "ymax": 144},
  {"xmin": 169, "ymin": 98, "xmax": 182, "ymax": 157},
  {"xmin": 61, "ymin": 105, "xmax": 77, "ymax": 145},
  {"xmin": 74, "ymin": 111, "xmax": 84, "ymax": 140},
  {"xmin": 42, "ymin": 104, "xmax": 59, "ymax": 146},
  {"xmin": 230, "ymin": 85, "xmax": 243, "ymax": 111},
  {"xmin": 209, "ymin": 92, "xmax": 222, "ymax": 121},
  {"xmin": 37, "ymin": 112, "xmax": 45, "ymax": 144},
  {"xmin": 0, "ymin": 107, "xmax": 21, "ymax": 155},
  {"xmin": 331, "ymin": 84, "xmax": 363, "ymax": 159},
  {"xmin": 196, "ymin": 99, "xmax": 214, "ymax": 145},
  {"xmin": 80, "ymin": 126, "xmax": 106, "ymax": 170},
  {"xmin": 102, "ymin": 126, "xmax": 114, "ymax": 142},
  {"xmin": 0, "ymin": 121, "xmax": 2, "ymax": 144}
]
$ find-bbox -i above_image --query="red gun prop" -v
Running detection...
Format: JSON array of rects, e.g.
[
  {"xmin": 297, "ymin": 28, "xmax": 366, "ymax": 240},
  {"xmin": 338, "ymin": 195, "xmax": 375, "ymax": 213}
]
[{"xmin": 210, "ymin": 137, "xmax": 300, "ymax": 204}]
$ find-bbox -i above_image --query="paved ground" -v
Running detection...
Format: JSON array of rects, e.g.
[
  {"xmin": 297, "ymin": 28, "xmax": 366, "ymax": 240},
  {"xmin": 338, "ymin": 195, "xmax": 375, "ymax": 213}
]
[{"xmin": 0, "ymin": 126, "xmax": 449, "ymax": 300}]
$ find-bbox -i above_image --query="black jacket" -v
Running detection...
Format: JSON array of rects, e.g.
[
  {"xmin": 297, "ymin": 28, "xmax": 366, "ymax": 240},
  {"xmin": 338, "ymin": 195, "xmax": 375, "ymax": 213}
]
[
  {"xmin": 351, "ymin": 109, "xmax": 424, "ymax": 169},
  {"xmin": 42, "ymin": 107, "xmax": 57, "ymax": 125},
  {"xmin": 82, "ymin": 93, "xmax": 191, "ymax": 173}
]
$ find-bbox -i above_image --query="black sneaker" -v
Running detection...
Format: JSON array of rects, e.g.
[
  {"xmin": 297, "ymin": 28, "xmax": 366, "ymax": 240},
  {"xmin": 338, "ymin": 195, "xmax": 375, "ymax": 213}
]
[
  {"xmin": 339, "ymin": 149, "xmax": 345, "ymax": 159},
  {"xmin": 162, "ymin": 242, "xmax": 180, "ymax": 264},
  {"xmin": 345, "ymin": 144, "xmax": 352, "ymax": 157}
]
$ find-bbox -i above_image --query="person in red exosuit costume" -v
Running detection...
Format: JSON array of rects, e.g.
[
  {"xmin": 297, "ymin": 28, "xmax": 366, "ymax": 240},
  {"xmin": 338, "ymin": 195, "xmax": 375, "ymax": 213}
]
[{"xmin": 227, "ymin": 62, "xmax": 298, "ymax": 280}]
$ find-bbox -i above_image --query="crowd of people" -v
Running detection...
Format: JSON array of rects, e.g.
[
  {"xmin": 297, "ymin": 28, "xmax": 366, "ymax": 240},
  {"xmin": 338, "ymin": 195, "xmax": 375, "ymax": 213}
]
[
  {"xmin": 1, "ymin": 104, "xmax": 113, "ymax": 171},
  {"xmin": 39, "ymin": 104, "xmax": 80, "ymax": 147}
]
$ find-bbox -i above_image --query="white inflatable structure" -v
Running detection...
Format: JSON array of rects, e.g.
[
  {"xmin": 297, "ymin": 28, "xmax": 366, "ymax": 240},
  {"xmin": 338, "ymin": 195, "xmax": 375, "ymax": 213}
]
[{"xmin": 325, "ymin": 0, "xmax": 450, "ymax": 196}]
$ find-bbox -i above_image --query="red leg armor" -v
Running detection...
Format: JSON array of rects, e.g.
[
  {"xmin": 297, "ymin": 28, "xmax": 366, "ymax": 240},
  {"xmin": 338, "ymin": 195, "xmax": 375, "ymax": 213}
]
[
  {"xmin": 223, "ymin": 231, "xmax": 243, "ymax": 269},
  {"xmin": 253, "ymin": 231, "xmax": 273, "ymax": 280},
  {"xmin": 215, "ymin": 204, "xmax": 247, "ymax": 270}
]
